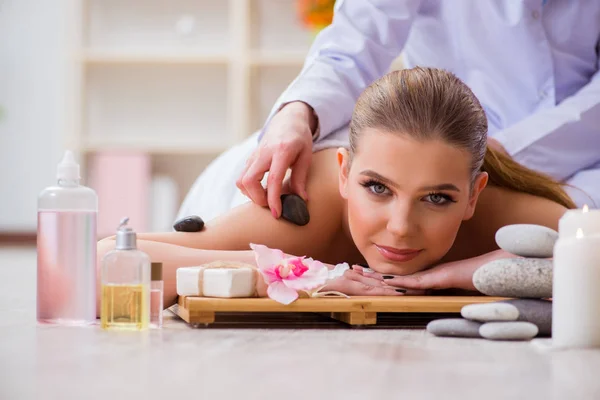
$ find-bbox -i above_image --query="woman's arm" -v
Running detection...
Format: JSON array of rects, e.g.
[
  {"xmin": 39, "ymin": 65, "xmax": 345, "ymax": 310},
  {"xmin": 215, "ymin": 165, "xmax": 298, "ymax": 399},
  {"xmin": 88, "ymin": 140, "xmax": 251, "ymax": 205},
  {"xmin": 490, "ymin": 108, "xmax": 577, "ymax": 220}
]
[
  {"xmin": 96, "ymin": 233, "xmax": 396, "ymax": 314},
  {"xmin": 96, "ymin": 239, "xmax": 266, "ymax": 312},
  {"xmin": 378, "ymin": 249, "xmax": 519, "ymax": 292}
]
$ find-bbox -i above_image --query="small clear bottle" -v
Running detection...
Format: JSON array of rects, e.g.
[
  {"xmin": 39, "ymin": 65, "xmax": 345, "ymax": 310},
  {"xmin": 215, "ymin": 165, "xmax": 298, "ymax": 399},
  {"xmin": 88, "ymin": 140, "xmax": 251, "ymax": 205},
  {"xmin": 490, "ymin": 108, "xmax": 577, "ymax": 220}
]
[
  {"xmin": 101, "ymin": 218, "xmax": 150, "ymax": 331},
  {"xmin": 150, "ymin": 262, "xmax": 164, "ymax": 329}
]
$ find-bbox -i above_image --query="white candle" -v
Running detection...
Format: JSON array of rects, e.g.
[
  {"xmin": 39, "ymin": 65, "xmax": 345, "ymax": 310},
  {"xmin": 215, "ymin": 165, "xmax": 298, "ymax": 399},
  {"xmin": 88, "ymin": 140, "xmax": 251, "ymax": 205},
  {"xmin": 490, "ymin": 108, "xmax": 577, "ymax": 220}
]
[
  {"xmin": 553, "ymin": 224, "xmax": 600, "ymax": 348},
  {"xmin": 558, "ymin": 205, "xmax": 600, "ymax": 238}
]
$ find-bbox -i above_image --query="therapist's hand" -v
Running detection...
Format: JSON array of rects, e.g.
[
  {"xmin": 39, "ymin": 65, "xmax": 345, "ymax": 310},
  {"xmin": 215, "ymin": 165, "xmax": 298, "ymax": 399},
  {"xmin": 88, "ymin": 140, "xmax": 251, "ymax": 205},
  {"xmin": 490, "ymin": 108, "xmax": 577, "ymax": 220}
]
[{"xmin": 237, "ymin": 101, "xmax": 317, "ymax": 218}]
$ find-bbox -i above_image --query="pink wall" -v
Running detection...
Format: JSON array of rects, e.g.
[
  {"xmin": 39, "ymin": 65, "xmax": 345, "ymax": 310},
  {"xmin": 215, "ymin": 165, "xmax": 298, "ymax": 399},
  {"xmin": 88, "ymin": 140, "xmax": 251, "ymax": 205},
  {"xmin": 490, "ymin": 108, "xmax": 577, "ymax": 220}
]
[{"xmin": 87, "ymin": 152, "xmax": 150, "ymax": 238}]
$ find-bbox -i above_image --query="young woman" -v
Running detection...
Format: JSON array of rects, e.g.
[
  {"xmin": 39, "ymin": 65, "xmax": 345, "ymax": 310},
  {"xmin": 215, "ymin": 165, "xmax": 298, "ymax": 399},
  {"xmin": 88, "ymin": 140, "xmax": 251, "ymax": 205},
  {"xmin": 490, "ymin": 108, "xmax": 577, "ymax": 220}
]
[{"xmin": 97, "ymin": 67, "xmax": 575, "ymax": 308}]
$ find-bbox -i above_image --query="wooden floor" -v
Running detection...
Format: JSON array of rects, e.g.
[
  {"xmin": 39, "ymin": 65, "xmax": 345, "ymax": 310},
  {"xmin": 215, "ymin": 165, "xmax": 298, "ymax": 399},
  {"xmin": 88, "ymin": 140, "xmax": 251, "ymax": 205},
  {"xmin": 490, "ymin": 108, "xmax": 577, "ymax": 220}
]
[{"xmin": 2, "ymin": 246, "xmax": 600, "ymax": 400}]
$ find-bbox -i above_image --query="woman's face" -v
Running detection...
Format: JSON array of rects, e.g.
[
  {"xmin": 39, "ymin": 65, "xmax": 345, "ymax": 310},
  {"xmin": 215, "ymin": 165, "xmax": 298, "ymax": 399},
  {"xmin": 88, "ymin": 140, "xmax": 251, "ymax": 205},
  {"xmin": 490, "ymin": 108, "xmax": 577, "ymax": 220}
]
[{"xmin": 338, "ymin": 129, "xmax": 488, "ymax": 275}]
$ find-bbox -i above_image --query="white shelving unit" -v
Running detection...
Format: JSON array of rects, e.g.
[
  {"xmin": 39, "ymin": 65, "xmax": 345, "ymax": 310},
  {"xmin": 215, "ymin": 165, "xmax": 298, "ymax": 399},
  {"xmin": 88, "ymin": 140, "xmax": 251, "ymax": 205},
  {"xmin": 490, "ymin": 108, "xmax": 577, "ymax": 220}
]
[
  {"xmin": 65, "ymin": 0, "xmax": 403, "ymax": 232},
  {"xmin": 66, "ymin": 0, "xmax": 315, "ymax": 157}
]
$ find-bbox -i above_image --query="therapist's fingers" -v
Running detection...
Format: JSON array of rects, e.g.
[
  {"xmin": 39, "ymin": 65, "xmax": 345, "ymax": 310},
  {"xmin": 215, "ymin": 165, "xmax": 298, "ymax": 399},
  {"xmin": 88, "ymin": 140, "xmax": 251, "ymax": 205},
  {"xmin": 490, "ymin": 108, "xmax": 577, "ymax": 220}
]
[
  {"xmin": 236, "ymin": 153, "xmax": 257, "ymax": 197},
  {"xmin": 238, "ymin": 152, "xmax": 271, "ymax": 208},
  {"xmin": 267, "ymin": 150, "xmax": 296, "ymax": 218},
  {"xmin": 289, "ymin": 146, "xmax": 312, "ymax": 202}
]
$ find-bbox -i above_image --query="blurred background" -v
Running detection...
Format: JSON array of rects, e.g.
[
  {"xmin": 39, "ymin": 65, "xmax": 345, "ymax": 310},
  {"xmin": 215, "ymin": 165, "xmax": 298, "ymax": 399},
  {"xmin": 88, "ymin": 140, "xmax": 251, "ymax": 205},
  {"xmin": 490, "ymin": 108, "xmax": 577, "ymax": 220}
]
[{"xmin": 0, "ymin": 0, "xmax": 341, "ymax": 241}]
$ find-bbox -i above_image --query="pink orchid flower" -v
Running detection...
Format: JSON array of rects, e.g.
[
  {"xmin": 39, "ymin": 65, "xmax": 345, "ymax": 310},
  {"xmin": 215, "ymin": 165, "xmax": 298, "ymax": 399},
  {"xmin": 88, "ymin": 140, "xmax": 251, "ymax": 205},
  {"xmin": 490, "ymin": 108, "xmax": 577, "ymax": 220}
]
[{"xmin": 250, "ymin": 243, "xmax": 330, "ymax": 305}]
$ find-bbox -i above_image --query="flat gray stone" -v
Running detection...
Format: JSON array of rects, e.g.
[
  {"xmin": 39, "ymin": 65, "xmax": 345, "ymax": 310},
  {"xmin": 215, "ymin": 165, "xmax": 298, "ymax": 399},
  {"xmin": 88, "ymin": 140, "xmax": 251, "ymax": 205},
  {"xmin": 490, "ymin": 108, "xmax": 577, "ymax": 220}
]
[
  {"xmin": 495, "ymin": 224, "xmax": 558, "ymax": 258},
  {"xmin": 461, "ymin": 303, "xmax": 519, "ymax": 322},
  {"xmin": 426, "ymin": 318, "xmax": 482, "ymax": 338},
  {"xmin": 480, "ymin": 321, "xmax": 539, "ymax": 341},
  {"xmin": 500, "ymin": 299, "xmax": 552, "ymax": 336},
  {"xmin": 473, "ymin": 258, "xmax": 552, "ymax": 298}
]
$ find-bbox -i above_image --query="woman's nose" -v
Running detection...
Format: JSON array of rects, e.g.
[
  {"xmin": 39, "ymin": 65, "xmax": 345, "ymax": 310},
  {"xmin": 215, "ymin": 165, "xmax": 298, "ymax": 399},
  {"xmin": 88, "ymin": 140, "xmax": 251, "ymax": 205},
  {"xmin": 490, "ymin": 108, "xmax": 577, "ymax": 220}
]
[{"xmin": 385, "ymin": 202, "xmax": 417, "ymax": 238}]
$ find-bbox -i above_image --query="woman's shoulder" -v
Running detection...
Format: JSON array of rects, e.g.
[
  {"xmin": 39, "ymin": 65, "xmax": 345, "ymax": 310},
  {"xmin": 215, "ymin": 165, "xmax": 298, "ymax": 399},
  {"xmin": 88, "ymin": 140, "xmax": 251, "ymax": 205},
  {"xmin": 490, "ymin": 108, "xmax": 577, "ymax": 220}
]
[
  {"xmin": 473, "ymin": 184, "xmax": 568, "ymax": 231},
  {"xmin": 448, "ymin": 185, "xmax": 568, "ymax": 260}
]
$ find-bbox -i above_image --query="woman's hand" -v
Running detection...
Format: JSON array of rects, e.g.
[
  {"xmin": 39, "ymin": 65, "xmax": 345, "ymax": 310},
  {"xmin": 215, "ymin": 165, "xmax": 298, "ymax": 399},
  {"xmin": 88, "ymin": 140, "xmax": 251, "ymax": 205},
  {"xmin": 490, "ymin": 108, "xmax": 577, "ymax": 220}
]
[
  {"xmin": 379, "ymin": 249, "xmax": 519, "ymax": 292},
  {"xmin": 321, "ymin": 265, "xmax": 426, "ymax": 296}
]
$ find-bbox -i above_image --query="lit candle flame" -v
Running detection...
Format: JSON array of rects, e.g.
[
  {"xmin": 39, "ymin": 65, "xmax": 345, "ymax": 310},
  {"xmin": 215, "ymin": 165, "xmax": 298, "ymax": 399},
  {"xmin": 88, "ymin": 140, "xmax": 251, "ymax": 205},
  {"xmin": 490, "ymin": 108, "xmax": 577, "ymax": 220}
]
[
  {"xmin": 583, "ymin": 204, "xmax": 589, "ymax": 213},
  {"xmin": 576, "ymin": 228, "xmax": 584, "ymax": 239}
]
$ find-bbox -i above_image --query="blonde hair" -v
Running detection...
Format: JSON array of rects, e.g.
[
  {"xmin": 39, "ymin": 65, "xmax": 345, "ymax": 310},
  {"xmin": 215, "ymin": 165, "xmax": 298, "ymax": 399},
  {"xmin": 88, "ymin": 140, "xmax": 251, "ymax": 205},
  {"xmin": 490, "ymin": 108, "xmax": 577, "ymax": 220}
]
[{"xmin": 349, "ymin": 67, "xmax": 576, "ymax": 209}]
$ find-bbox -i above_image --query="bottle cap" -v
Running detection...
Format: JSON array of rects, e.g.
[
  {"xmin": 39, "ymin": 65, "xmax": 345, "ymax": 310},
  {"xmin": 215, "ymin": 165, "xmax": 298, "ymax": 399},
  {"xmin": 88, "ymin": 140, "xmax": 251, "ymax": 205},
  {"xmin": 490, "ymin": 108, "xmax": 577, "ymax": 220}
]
[
  {"xmin": 151, "ymin": 262, "xmax": 163, "ymax": 281},
  {"xmin": 57, "ymin": 150, "xmax": 81, "ymax": 181},
  {"xmin": 115, "ymin": 217, "xmax": 136, "ymax": 250}
]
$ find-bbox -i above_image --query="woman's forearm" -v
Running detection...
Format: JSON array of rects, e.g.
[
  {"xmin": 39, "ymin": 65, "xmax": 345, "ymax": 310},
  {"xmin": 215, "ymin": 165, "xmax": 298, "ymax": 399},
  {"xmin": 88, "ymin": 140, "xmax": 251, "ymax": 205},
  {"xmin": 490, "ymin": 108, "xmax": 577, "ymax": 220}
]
[
  {"xmin": 96, "ymin": 238, "xmax": 264, "ymax": 315},
  {"xmin": 442, "ymin": 249, "xmax": 520, "ymax": 290},
  {"xmin": 381, "ymin": 249, "xmax": 520, "ymax": 291}
]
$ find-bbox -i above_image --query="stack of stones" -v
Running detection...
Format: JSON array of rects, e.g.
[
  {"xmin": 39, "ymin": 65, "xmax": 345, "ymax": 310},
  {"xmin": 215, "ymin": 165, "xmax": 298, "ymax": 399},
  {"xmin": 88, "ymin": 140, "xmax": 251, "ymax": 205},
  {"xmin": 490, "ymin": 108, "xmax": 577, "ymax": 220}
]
[{"xmin": 428, "ymin": 224, "xmax": 556, "ymax": 341}]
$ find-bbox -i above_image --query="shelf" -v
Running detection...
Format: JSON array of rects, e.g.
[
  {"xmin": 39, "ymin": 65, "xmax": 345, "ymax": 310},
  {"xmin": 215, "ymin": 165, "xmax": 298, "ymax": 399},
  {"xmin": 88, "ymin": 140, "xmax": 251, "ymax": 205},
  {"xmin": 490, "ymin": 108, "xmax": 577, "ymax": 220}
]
[
  {"xmin": 85, "ymin": 0, "xmax": 230, "ymax": 52},
  {"xmin": 85, "ymin": 64, "xmax": 230, "ymax": 149},
  {"xmin": 82, "ymin": 137, "xmax": 232, "ymax": 155},
  {"xmin": 81, "ymin": 50, "xmax": 230, "ymax": 65},
  {"xmin": 252, "ymin": 65, "xmax": 303, "ymax": 132},
  {"xmin": 249, "ymin": 50, "xmax": 307, "ymax": 66}
]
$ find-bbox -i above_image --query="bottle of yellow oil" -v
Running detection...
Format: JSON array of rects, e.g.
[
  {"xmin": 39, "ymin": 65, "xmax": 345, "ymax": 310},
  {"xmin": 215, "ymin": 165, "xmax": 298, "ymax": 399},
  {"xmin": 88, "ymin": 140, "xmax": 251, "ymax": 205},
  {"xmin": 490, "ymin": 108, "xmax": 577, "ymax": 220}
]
[{"xmin": 101, "ymin": 218, "xmax": 150, "ymax": 330}]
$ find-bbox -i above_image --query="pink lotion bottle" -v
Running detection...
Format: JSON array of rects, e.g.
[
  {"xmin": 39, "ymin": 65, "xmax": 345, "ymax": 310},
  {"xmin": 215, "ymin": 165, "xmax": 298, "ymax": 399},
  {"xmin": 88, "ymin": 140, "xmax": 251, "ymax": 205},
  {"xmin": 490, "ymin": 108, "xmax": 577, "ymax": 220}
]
[{"xmin": 37, "ymin": 151, "xmax": 98, "ymax": 325}]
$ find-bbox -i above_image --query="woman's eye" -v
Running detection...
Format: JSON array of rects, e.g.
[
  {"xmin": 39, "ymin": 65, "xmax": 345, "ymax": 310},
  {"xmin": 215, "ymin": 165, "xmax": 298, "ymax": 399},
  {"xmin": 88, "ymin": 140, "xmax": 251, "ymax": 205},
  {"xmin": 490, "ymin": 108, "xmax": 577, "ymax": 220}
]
[
  {"xmin": 360, "ymin": 180, "xmax": 390, "ymax": 197},
  {"xmin": 425, "ymin": 193, "xmax": 452, "ymax": 205},
  {"xmin": 371, "ymin": 184, "xmax": 387, "ymax": 195}
]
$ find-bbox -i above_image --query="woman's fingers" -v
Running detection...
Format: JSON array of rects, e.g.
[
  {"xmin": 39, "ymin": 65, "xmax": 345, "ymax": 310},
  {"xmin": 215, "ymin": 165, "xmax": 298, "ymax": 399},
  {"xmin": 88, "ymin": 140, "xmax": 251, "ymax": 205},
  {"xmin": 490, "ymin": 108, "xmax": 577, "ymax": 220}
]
[
  {"xmin": 349, "ymin": 265, "xmax": 428, "ymax": 295},
  {"xmin": 343, "ymin": 268, "xmax": 386, "ymax": 287},
  {"xmin": 380, "ymin": 269, "xmax": 448, "ymax": 290},
  {"xmin": 350, "ymin": 264, "xmax": 386, "ymax": 280},
  {"xmin": 322, "ymin": 278, "xmax": 404, "ymax": 296}
]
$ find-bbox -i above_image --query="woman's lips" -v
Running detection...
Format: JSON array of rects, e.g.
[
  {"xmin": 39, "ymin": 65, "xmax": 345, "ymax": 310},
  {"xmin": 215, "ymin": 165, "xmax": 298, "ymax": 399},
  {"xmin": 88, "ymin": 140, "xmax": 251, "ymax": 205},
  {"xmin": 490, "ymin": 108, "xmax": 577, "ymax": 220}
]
[{"xmin": 375, "ymin": 244, "xmax": 422, "ymax": 262}]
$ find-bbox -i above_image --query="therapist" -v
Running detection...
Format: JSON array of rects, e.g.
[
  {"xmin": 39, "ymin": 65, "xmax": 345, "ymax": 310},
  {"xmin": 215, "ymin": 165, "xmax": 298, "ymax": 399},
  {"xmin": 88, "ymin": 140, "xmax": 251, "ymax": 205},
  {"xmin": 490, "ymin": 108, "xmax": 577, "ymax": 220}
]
[{"xmin": 237, "ymin": 0, "xmax": 600, "ymax": 217}]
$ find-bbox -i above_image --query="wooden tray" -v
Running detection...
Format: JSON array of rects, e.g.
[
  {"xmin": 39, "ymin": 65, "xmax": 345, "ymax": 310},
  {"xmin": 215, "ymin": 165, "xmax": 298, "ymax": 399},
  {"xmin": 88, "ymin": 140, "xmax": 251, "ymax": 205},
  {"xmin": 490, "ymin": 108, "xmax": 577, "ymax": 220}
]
[{"xmin": 172, "ymin": 295, "xmax": 507, "ymax": 326}]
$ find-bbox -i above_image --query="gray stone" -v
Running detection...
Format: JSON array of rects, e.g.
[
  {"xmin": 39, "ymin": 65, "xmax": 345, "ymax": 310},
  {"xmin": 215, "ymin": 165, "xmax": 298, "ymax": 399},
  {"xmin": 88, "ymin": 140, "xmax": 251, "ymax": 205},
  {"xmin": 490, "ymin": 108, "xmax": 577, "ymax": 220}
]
[
  {"xmin": 480, "ymin": 322, "xmax": 539, "ymax": 341},
  {"xmin": 473, "ymin": 258, "xmax": 552, "ymax": 298},
  {"xmin": 281, "ymin": 194, "xmax": 310, "ymax": 226},
  {"xmin": 426, "ymin": 318, "xmax": 482, "ymax": 338},
  {"xmin": 500, "ymin": 299, "xmax": 552, "ymax": 336},
  {"xmin": 461, "ymin": 303, "xmax": 519, "ymax": 322},
  {"xmin": 495, "ymin": 224, "xmax": 558, "ymax": 258}
]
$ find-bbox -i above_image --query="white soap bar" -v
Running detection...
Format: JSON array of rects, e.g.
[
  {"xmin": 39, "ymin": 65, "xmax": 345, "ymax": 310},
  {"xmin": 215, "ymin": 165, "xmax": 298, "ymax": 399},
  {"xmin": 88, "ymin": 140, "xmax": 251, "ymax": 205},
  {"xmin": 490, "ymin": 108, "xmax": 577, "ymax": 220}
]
[
  {"xmin": 202, "ymin": 269, "xmax": 255, "ymax": 298},
  {"xmin": 176, "ymin": 266, "xmax": 205, "ymax": 296},
  {"xmin": 176, "ymin": 262, "xmax": 256, "ymax": 298}
]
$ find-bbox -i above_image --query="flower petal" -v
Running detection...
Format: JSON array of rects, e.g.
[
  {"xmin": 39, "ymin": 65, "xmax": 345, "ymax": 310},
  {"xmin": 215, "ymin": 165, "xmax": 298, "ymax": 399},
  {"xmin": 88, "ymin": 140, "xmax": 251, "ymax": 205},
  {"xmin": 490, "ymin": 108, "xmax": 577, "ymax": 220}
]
[
  {"xmin": 288, "ymin": 257, "xmax": 308, "ymax": 277},
  {"xmin": 267, "ymin": 281, "xmax": 299, "ymax": 305},
  {"xmin": 250, "ymin": 243, "xmax": 285, "ymax": 284},
  {"xmin": 283, "ymin": 261, "xmax": 329, "ymax": 291}
]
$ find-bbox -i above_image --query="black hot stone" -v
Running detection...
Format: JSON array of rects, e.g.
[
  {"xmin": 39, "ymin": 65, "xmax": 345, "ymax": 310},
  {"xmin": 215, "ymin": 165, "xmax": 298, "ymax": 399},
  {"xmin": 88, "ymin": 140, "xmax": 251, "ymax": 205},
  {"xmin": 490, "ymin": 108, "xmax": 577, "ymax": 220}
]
[
  {"xmin": 280, "ymin": 194, "xmax": 310, "ymax": 226},
  {"xmin": 173, "ymin": 215, "xmax": 205, "ymax": 232}
]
